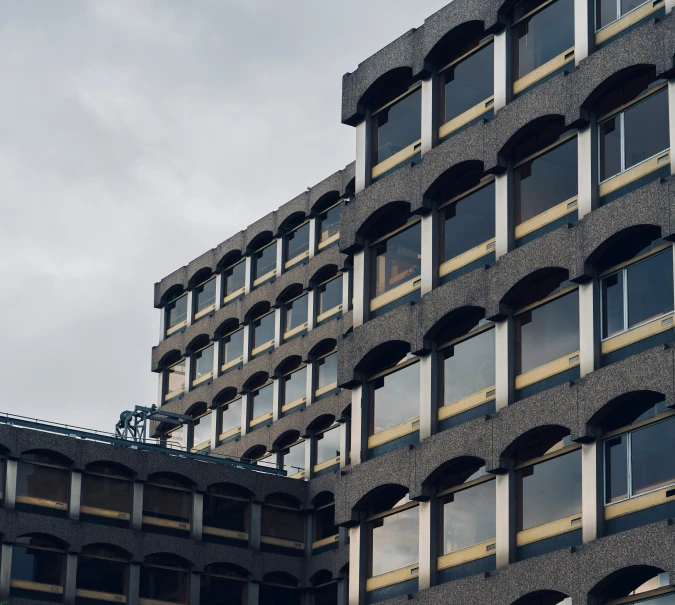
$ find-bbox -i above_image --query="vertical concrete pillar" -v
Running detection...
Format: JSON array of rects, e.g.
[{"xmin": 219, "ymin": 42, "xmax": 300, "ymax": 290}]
[
  {"xmin": 64, "ymin": 553, "xmax": 77, "ymax": 605},
  {"xmin": 5, "ymin": 459, "xmax": 17, "ymax": 511},
  {"xmin": 353, "ymin": 251, "xmax": 367, "ymax": 328},
  {"xmin": 276, "ymin": 237, "xmax": 284, "ymax": 277},
  {"xmin": 184, "ymin": 356, "xmax": 193, "ymax": 395},
  {"xmin": 582, "ymin": 440, "xmax": 604, "ymax": 543},
  {"xmin": 242, "ymin": 324, "xmax": 251, "ymax": 364},
  {"xmin": 249, "ymin": 502, "xmax": 262, "ymax": 551},
  {"xmin": 493, "ymin": 27, "xmax": 512, "ymax": 112},
  {"xmin": 132, "ymin": 482, "xmax": 144, "ymax": 531},
  {"xmin": 339, "ymin": 419, "xmax": 350, "ymax": 469},
  {"xmin": 191, "ymin": 492, "xmax": 203, "ymax": 541},
  {"xmin": 577, "ymin": 123, "xmax": 598, "ymax": 219},
  {"xmin": 495, "ymin": 319, "xmax": 514, "ymax": 411},
  {"xmin": 417, "ymin": 498, "xmax": 438, "ymax": 590},
  {"xmin": 247, "ymin": 581, "xmax": 260, "ymax": 605},
  {"xmin": 348, "ymin": 524, "xmax": 367, "ymax": 605},
  {"xmin": 349, "ymin": 386, "xmax": 368, "ymax": 466},
  {"xmin": 579, "ymin": 281, "xmax": 599, "ymax": 378},
  {"xmin": 189, "ymin": 572, "xmax": 200, "ymax": 605},
  {"xmin": 342, "ymin": 269, "xmax": 351, "ymax": 313},
  {"xmin": 272, "ymin": 379, "xmax": 281, "ymax": 423},
  {"xmin": 421, "ymin": 74, "xmax": 438, "ymax": 155},
  {"xmin": 127, "ymin": 562, "xmax": 140, "ymax": 605},
  {"xmin": 0, "ymin": 544, "xmax": 12, "ymax": 600},
  {"xmin": 157, "ymin": 371, "xmax": 165, "ymax": 408},
  {"xmin": 419, "ymin": 350, "xmax": 438, "ymax": 440},
  {"xmin": 305, "ymin": 508, "xmax": 314, "ymax": 558},
  {"xmin": 304, "ymin": 438, "xmax": 314, "ymax": 481},
  {"xmin": 670, "ymin": 80, "xmax": 675, "ymax": 175},
  {"xmin": 355, "ymin": 118, "xmax": 372, "ymax": 194},
  {"xmin": 305, "ymin": 362, "xmax": 315, "ymax": 407},
  {"xmin": 210, "ymin": 404, "xmax": 220, "ymax": 450},
  {"xmin": 212, "ymin": 340, "xmax": 221, "ymax": 379},
  {"xmin": 214, "ymin": 273, "xmax": 223, "ymax": 312},
  {"xmin": 159, "ymin": 307, "xmax": 167, "ymax": 342},
  {"xmin": 309, "ymin": 218, "xmax": 318, "ymax": 259},
  {"xmin": 495, "ymin": 471, "xmax": 515, "ymax": 567},
  {"xmin": 241, "ymin": 393, "xmax": 251, "ymax": 438},
  {"xmin": 274, "ymin": 308, "xmax": 282, "ymax": 348},
  {"xmin": 421, "ymin": 212, "xmax": 439, "ymax": 296},
  {"xmin": 307, "ymin": 289, "xmax": 316, "ymax": 332},
  {"xmin": 667, "ymin": 0, "xmax": 675, "ymax": 15},
  {"xmin": 69, "ymin": 471, "xmax": 81, "ymax": 521},
  {"xmin": 185, "ymin": 290, "xmax": 194, "ymax": 327},
  {"xmin": 495, "ymin": 171, "xmax": 514, "ymax": 259},
  {"xmin": 244, "ymin": 255, "xmax": 253, "ymax": 295},
  {"xmin": 574, "ymin": 0, "xmax": 593, "ymax": 65}
]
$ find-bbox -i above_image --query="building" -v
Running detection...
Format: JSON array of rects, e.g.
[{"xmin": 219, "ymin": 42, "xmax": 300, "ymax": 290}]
[{"xmin": 2, "ymin": 0, "xmax": 675, "ymax": 604}]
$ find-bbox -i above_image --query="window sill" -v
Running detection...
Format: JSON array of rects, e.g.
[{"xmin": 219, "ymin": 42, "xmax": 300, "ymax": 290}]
[
  {"xmin": 372, "ymin": 140, "xmax": 422, "ymax": 180},
  {"xmin": 314, "ymin": 457, "xmax": 341, "ymax": 474},
  {"xmin": 221, "ymin": 356, "xmax": 244, "ymax": 372},
  {"xmin": 165, "ymin": 320, "xmax": 187, "ymax": 337},
  {"xmin": 317, "ymin": 305, "xmax": 343, "ymax": 324},
  {"xmin": 164, "ymin": 387, "xmax": 185, "ymax": 403},
  {"xmin": 439, "ymin": 386, "xmax": 496, "ymax": 421},
  {"xmin": 203, "ymin": 526, "xmax": 248, "ymax": 541},
  {"xmin": 605, "ymin": 483, "xmax": 675, "ymax": 520},
  {"xmin": 76, "ymin": 588, "xmax": 127, "ymax": 603},
  {"xmin": 368, "ymin": 417, "xmax": 420, "ymax": 449},
  {"xmin": 515, "ymin": 196, "xmax": 578, "ymax": 240},
  {"xmin": 191, "ymin": 440, "xmax": 211, "ymax": 453},
  {"xmin": 16, "ymin": 495, "xmax": 67, "ymax": 511},
  {"xmin": 439, "ymin": 96, "xmax": 494, "ymax": 140},
  {"xmin": 366, "ymin": 563, "xmax": 419, "ymax": 592},
  {"xmin": 290, "ymin": 470, "xmax": 306, "ymax": 480},
  {"xmin": 192, "ymin": 372, "xmax": 213, "ymax": 388},
  {"xmin": 80, "ymin": 505, "xmax": 130, "ymax": 521},
  {"xmin": 439, "ymin": 240, "xmax": 495, "ymax": 279},
  {"xmin": 194, "ymin": 304, "xmax": 216, "ymax": 321},
  {"xmin": 218, "ymin": 426, "xmax": 242, "ymax": 442},
  {"xmin": 249, "ymin": 411, "xmax": 273, "ymax": 428},
  {"xmin": 284, "ymin": 323, "xmax": 308, "ymax": 341},
  {"xmin": 142, "ymin": 516, "xmax": 190, "ymax": 531},
  {"xmin": 312, "ymin": 534, "xmax": 340, "ymax": 550},
  {"xmin": 516, "ymin": 513, "xmax": 582, "ymax": 546},
  {"xmin": 316, "ymin": 381, "xmax": 338, "ymax": 398},
  {"xmin": 253, "ymin": 269, "xmax": 276, "ymax": 288},
  {"xmin": 513, "ymin": 47, "xmax": 575, "ymax": 96},
  {"xmin": 515, "ymin": 351, "xmax": 580, "ymax": 390},
  {"xmin": 285, "ymin": 250, "xmax": 309, "ymax": 270},
  {"xmin": 140, "ymin": 598, "xmax": 182, "ymax": 605},
  {"xmin": 600, "ymin": 150, "xmax": 670, "ymax": 199},
  {"xmin": 318, "ymin": 232, "xmax": 340, "ymax": 250},
  {"xmin": 224, "ymin": 287, "xmax": 245, "ymax": 305},
  {"xmin": 282, "ymin": 396, "xmax": 307, "ymax": 414},
  {"xmin": 10, "ymin": 579, "xmax": 63, "ymax": 595},
  {"xmin": 437, "ymin": 539, "xmax": 496, "ymax": 571},
  {"xmin": 260, "ymin": 535, "xmax": 305, "ymax": 550},
  {"xmin": 370, "ymin": 276, "xmax": 422, "ymax": 312},
  {"xmin": 601, "ymin": 312, "xmax": 674, "ymax": 355},
  {"xmin": 251, "ymin": 340, "xmax": 275, "ymax": 358},
  {"xmin": 595, "ymin": 0, "xmax": 664, "ymax": 46}
]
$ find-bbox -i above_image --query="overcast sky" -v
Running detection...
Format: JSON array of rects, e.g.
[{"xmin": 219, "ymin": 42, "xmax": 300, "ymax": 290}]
[{"xmin": 0, "ymin": 0, "xmax": 449, "ymax": 434}]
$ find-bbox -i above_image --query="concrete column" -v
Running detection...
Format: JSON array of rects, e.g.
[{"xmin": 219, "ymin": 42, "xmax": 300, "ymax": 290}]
[
  {"xmin": 339, "ymin": 419, "xmax": 350, "ymax": 469},
  {"xmin": 668, "ymin": 0, "xmax": 675, "ymax": 15},
  {"xmin": 186, "ymin": 290, "xmax": 194, "ymax": 327},
  {"xmin": 0, "ymin": 544, "xmax": 12, "ymax": 600},
  {"xmin": 242, "ymin": 324, "xmax": 251, "ymax": 364},
  {"xmin": 417, "ymin": 498, "xmax": 438, "ymax": 591},
  {"xmin": 421, "ymin": 74, "xmax": 438, "ymax": 154},
  {"xmin": 308, "ymin": 218, "xmax": 318, "ymax": 259},
  {"xmin": 305, "ymin": 361, "xmax": 315, "ymax": 407},
  {"xmin": 348, "ymin": 524, "xmax": 367, "ymax": 605},
  {"xmin": 214, "ymin": 273, "xmax": 223, "ymax": 312},
  {"xmin": 493, "ymin": 27, "xmax": 512, "ymax": 112},
  {"xmin": 579, "ymin": 281, "xmax": 599, "ymax": 378},
  {"xmin": 272, "ymin": 379, "xmax": 281, "ymax": 423},
  {"xmin": 212, "ymin": 340, "xmax": 221, "ymax": 379},
  {"xmin": 189, "ymin": 572, "xmax": 201, "ymax": 605},
  {"xmin": 574, "ymin": 0, "xmax": 593, "ymax": 65},
  {"xmin": 276, "ymin": 238, "xmax": 284, "ymax": 277},
  {"xmin": 421, "ymin": 211, "xmax": 439, "ymax": 296},
  {"xmin": 670, "ymin": 81, "xmax": 675, "ymax": 175},
  {"xmin": 349, "ymin": 386, "xmax": 368, "ymax": 466},
  {"xmin": 5, "ymin": 459, "xmax": 17, "ymax": 510},
  {"xmin": 577, "ymin": 123, "xmax": 598, "ymax": 219},
  {"xmin": 495, "ymin": 471, "xmax": 515, "ymax": 567},
  {"xmin": 249, "ymin": 502, "xmax": 262, "ymax": 551},
  {"xmin": 241, "ymin": 393, "xmax": 251, "ymax": 438},
  {"xmin": 159, "ymin": 307, "xmax": 167, "ymax": 342},
  {"xmin": 274, "ymin": 308, "xmax": 282, "ymax": 348},
  {"xmin": 495, "ymin": 318, "xmax": 514, "ymax": 411},
  {"xmin": 307, "ymin": 289, "xmax": 316, "ymax": 332},
  {"xmin": 64, "ymin": 553, "xmax": 77, "ymax": 605},
  {"xmin": 191, "ymin": 492, "xmax": 203, "ymax": 541},
  {"xmin": 244, "ymin": 256, "xmax": 253, "ymax": 295},
  {"xmin": 127, "ymin": 562, "xmax": 140, "ymax": 605},
  {"xmin": 342, "ymin": 270, "xmax": 351, "ymax": 312},
  {"xmin": 355, "ymin": 118, "xmax": 372, "ymax": 194},
  {"xmin": 157, "ymin": 372, "xmax": 164, "ymax": 408},
  {"xmin": 304, "ymin": 438, "xmax": 314, "ymax": 482},
  {"xmin": 419, "ymin": 350, "xmax": 438, "ymax": 440},
  {"xmin": 132, "ymin": 482, "xmax": 144, "ymax": 531},
  {"xmin": 210, "ymin": 404, "xmax": 220, "ymax": 449},
  {"xmin": 69, "ymin": 471, "xmax": 81, "ymax": 521},
  {"xmin": 495, "ymin": 170, "xmax": 514, "ymax": 259},
  {"xmin": 582, "ymin": 440, "xmax": 604, "ymax": 543},
  {"xmin": 353, "ymin": 250, "xmax": 368, "ymax": 328},
  {"xmin": 247, "ymin": 581, "xmax": 260, "ymax": 605},
  {"xmin": 184, "ymin": 356, "xmax": 193, "ymax": 394}
]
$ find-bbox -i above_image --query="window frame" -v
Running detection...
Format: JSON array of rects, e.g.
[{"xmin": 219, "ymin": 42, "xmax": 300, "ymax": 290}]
[
  {"xmin": 15, "ymin": 458, "xmax": 70, "ymax": 512},
  {"xmin": 164, "ymin": 358, "xmax": 187, "ymax": 403},
  {"xmin": 284, "ymin": 221, "xmax": 311, "ymax": 270},
  {"xmin": 190, "ymin": 410, "xmax": 212, "ymax": 453},
  {"xmin": 279, "ymin": 439, "xmax": 306, "ymax": 479},
  {"xmin": 252, "ymin": 240, "xmax": 278, "ymax": 288},
  {"xmin": 141, "ymin": 480, "xmax": 192, "ymax": 532},
  {"xmin": 221, "ymin": 327, "xmax": 245, "ymax": 372},
  {"xmin": 312, "ymin": 500, "xmax": 340, "ymax": 550},
  {"xmin": 595, "ymin": 0, "xmax": 665, "ymax": 45},
  {"xmin": 249, "ymin": 381, "xmax": 275, "ymax": 429},
  {"xmin": 260, "ymin": 500, "xmax": 306, "ymax": 550},
  {"xmin": 223, "ymin": 258, "xmax": 247, "ymax": 305},
  {"xmin": 316, "ymin": 274, "xmax": 344, "ymax": 324},
  {"xmin": 200, "ymin": 568, "xmax": 248, "ymax": 605},
  {"xmin": 10, "ymin": 540, "xmax": 66, "ymax": 596},
  {"xmin": 313, "ymin": 423, "xmax": 342, "ymax": 475},
  {"xmin": 314, "ymin": 351, "xmax": 339, "ymax": 399},
  {"xmin": 191, "ymin": 343, "xmax": 215, "ymax": 389},
  {"xmin": 193, "ymin": 276, "xmax": 218, "ymax": 322},
  {"xmin": 218, "ymin": 396, "xmax": 243, "ymax": 442},
  {"xmin": 80, "ymin": 468, "xmax": 133, "ymax": 521},
  {"xmin": 165, "ymin": 293, "xmax": 188, "ymax": 337},
  {"xmin": 281, "ymin": 365, "xmax": 309, "ymax": 415},
  {"xmin": 317, "ymin": 200, "xmax": 342, "ymax": 250},
  {"xmin": 250, "ymin": 311, "xmax": 276, "ymax": 358},
  {"xmin": 202, "ymin": 489, "xmax": 251, "ymax": 542},
  {"xmin": 76, "ymin": 549, "xmax": 129, "ymax": 602},
  {"xmin": 283, "ymin": 293, "xmax": 310, "ymax": 341},
  {"xmin": 139, "ymin": 561, "xmax": 189, "ymax": 605},
  {"xmin": 604, "ymin": 585, "xmax": 675, "ymax": 605}
]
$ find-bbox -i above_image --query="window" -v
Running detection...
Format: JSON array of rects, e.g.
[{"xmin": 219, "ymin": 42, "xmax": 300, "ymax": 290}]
[
  {"xmin": 191, "ymin": 411, "xmax": 211, "ymax": 452},
  {"xmin": 437, "ymin": 465, "xmax": 496, "ymax": 573},
  {"xmin": 596, "ymin": 0, "xmax": 665, "ymax": 45},
  {"xmin": 371, "ymin": 86, "xmax": 422, "ymax": 182},
  {"xmin": 284, "ymin": 294, "xmax": 309, "ymax": 341},
  {"xmin": 200, "ymin": 565, "xmax": 247, "ymax": 605},
  {"xmin": 512, "ymin": 0, "xmax": 575, "ymax": 95},
  {"xmin": 316, "ymin": 275, "xmax": 343, "ymax": 324},
  {"xmin": 514, "ymin": 274, "xmax": 580, "ymax": 399},
  {"xmin": 11, "ymin": 536, "xmax": 65, "ymax": 597},
  {"xmin": 285, "ymin": 222, "xmax": 310, "ymax": 269},
  {"xmin": 313, "ymin": 582, "xmax": 339, "ymax": 605},
  {"xmin": 164, "ymin": 358, "xmax": 186, "ymax": 402},
  {"xmin": 203, "ymin": 485, "xmax": 250, "ymax": 543},
  {"xmin": 259, "ymin": 575, "xmax": 302, "ymax": 605},
  {"xmin": 76, "ymin": 546, "xmax": 128, "ymax": 601},
  {"xmin": 318, "ymin": 202, "xmax": 341, "ymax": 250},
  {"xmin": 81, "ymin": 464, "xmax": 133, "ymax": 523},
  {"xmin": 370, "ymin": 220, "xmax": 422, "ymax": 316},
  {"xmin": 261, "ymin": 496, "xmax": 305, "ymax": 552},
  {"xmin": 439, "ymin": 38, "xmax": 495, "ymax": 139},
  {"xmin": 368, "ymin": 356, "xmax": 420, "ymax": 453},
  {"xmin": 140, "ymin": 556, "xmax": 189, "ymax": 605},
  {"xmin": 251, "ymin": 311, "xmax": 275, "ymax": 358},
  {"xmin": 315, "ymin": 352, "xmax": 338, "ymax": 399},
  {"xmin": 599, "ymin": 82, "xmax": 670, "ymax": 202},
  {"xmin": 313, "ymin": 498, "xmax": 339, "ymax": 551},
  {"xmin": 514, "ymin": 129, "xmax": 578, "ymax": 243},
  {"xmin": 163, "ymin": 422, "xmax": 188, "ymax": 451},
  {"xmin": 165, "ymin": 294, "xmax": 188, "ymax": 337},
  {"xmin": 16, "ymin": 453, "xmax": 69, "ymax": 513},
  {"xmin": 223, "ymin": 259, "xmax": 246, "ymax": 304},
  {"xmin": 142, "ymin": 477, "xmax": 191, "ymax": 532},
  {"xmin": 194, "ymin": 277, "xmax": 217, "ymax": 321},
  {"xmin": 221, "ymin": 327, "xmax": 244, "ymax": 371},
  {"xmin": 253, "ymin": 241, "xmax": 277, "ymax": 287},
  {"xmin": 219, "ymin": 397, "xmax": 242, "ymax": 442},
  {"xmin": 280, "ymin": 440, "xmax": 306, "ymax": 478},
  {"xmin": 439, "ymin": 178, "xmax": 495, "ymax": 281},
  {"xmin": 281, "ymin": 366, "xmax": 308, "ymax": 415},
  {"xmin": 515, "ymin": 433, "xmax": 582, "ymax": 552},
  {"xmin": 601, "ymin": 247, "xmax": 674, "ymax": 358},
  {"xmin": 314, "ymin": 425, "xmax": 341, "ymax": 474},
  {"xmin": 191, "ymin": 344, "xmax": 214, "ymax": 389},
  {"xmin": 249, "ymin": 382, "xmax": 274, "ymax": 429}
]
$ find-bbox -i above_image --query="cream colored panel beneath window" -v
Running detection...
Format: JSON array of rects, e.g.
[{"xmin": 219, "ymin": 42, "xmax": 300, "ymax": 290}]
[
  {"xmin": 602, "ymin": 313, "xmax": 674, "ymax": 354},
  {"xmin": 516, "ymin": 513, "xmax": 582, "ymax": 546},
  {"xmin": 368, "ymin": 417, "xmax": 420, "ymax": 449},
  {"xmin": 366, "ymin": 563, "xmax": 420, "ymax": 592},
  {"xmin": 605, "ymin": 485, "xmax": 675, "ymax": 520},
  {"xmin": 513, "ymin": 47, "xmax": 575, "ymax": 94},
  {"xmin": 595, "ymin": 0, "xmax": 664, "ymax": 45},
  {"xmin": 439, "ymin": 97, "xmax": 494, "ymax": 139},
  {"xmin": 437, "ymin": 539, "xmax": 496, "ymax": 570},
  {"xmin": 438, "ymin": 386, "xmax": 496, "ymax": 421},
  {"xmin": 515, "ymin": 351, "xmax": 580, "ymax": 390},
  {"xmin": 599, "ymin": 151, "xmax": 670, "ymax": 197},
  {"xmin": 371, "ymin": 140, "xmax": 422, "ymax": 179},
  {"xmin": 514, "ymin": 196, "xmax": 578, "ymax": 239}
]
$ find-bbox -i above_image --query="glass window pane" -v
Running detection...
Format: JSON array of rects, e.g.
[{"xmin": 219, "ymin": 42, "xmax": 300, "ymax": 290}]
[
  {"xmin": 624, "ymin": 90, "xmax": 670, "ymax": 170},
  {"xmin": 513, "ymin": 0, "xmax": 575, "ymax": 80},
  {"xmin": 201, "ymin": 575, "xmax": 246, "ymax": 605},
  {"xmin": 516, "ymin": 290, "xmax": 579, "ymax": 374},
  {"xmin": 16, "ymin": 462, "xmax": 69, "ymax": 503},
  {"xmin": 143, "ymin": 485, "xmax": 191, "ymax": 523},
  {"xmin": 319, "ymin": 277, "xmax": 343, "ymax": 315},
  {"xmin": 167, "ymin": 295, "xmax": 188, "ymax": 329},
  {"xmin": 599, "ymin": 116, "xmax": 622, "ymax": 181},
  {"xmin": 621, "ymin": 0, "xmax": 650, "ymax": 15},
  {"xmin": 443, "ymin": 328, "xmax": 495, "ymax": 405},
  {"xmin": 627, "ymin": 251, "xmax": 674, "ymax": 329},
  {"xmin": 283, "ymin": 442, "xmax": 305, "ymax": 474},
  {"xmin": 372, "ymin": 362, "xmax": 420, "ymax": 434},
  {"xmin": 314, "ymin": 583, "xmax": 338, "ymax": 605},
  {"xmin": 254, "ymin": 242, "xmax": 277, "ymax": 280},
  {"xmin": 220, "ymin": 399, "xmax": 242, "ymax": 435},
  {"xmin": 316, "ymin": 428, "xmax": 341, "ymax": 465},
  {"xmin": 286, "ymin": 223, "xmax": 310, "ymax": 260},
  {"xmin": 442, "ymin": 479, "xmax": 496, "ymax": 553},
  {"xmin": 253, "ymin": 313, "xmax": 275, "ymax": 349},
  {"xmin": 81, "ymin": 474, "xmax": 132, "ymax": 514},
  {"xmin": 601, "ymin": 272, "xmax": 625, "ymax": 338},
  {"xmin": 320, "ymin": 205, "xmax": 341, "ymax": 242},
  {"xmin": 443, "ymin": 182, "xmax": 495, "ymax": 261},
  {"xmin": 251, "ymin": 384, "xmax": 274, "ymax": 420},
  {"xmin": 193, "ymin": 346, "xmax": 214, "ymax": 381},
  {"xmin": 516, "ymin": 448, "xmax": 582, "ymax": 530},
  {"xmin": 140, "ymin": 567, "xmax": 187, "ymax": 603},
  {"xmin": 370, "ymin": 506, "xmax": 419, "ymax": 576},
  {"xmin": 373, "ymin": 88, "xmax": 422, "ymax": 165},
  {"xmin": 596, "ymin": 0, "xmax": 618, "ymax": 29},
  {"xmin": 604, "ymin": 435, "xmax": 629, "ymax": 503},
  {"xmin": 195, "ymin": 278, "xmax": 216, "ymax": 313},
  {"xmin": 631, "ymin": 417, "xmax": 675, "ymax": 495},
  {"xmin": 285, "ymin": 295, "xmax": 308, "ymax": 333},
  {"xmin": 12, "ymin": 546, "xmax": 63, "ymax": 585},
  {"xmin": 261, "ymin": 507, "xmax": 305, "ymax": 542},
  {"xmin": 284, "ymin": 367, "xmax": 307, "ymax": 405},
  {"xmin": 165, "ymin": 424, "xmax": 187, "ymax": 450},
  {"xmin": 443, "ymin": 42, "xmax": 494, "ymax": 124},
  {"xmin": 223, "ymin": 329, "xmax": 244, "ymax": 364},
  {"xmin": 77, "ymin": 557, "xmax": 127, "ymax": 595},
  {"xmin": 192, "ymin": 414, "xmax": 211, "ymax": 447},
  {"xmin": 314, "ymin": 505, "xmax": 338, "ymax": 541},
  {"xmin": 317, "ymin": 353, "xmax": 338, "ymax": 390},
  {"xmin": 373, "ymin": 223, "xmax": 422, "ymax": 298},
  {"xmin": 515, "ymin": 137, "xmax": 578, "ymax": 225},
  {"xmin": 203, "ymin": 495, "xmax": 249, "ymax": 532},
  {"xmin": 259, "ymin": 585, "xmax": 301, "ymax": 605},
  {"xmin": 224, "ymin": 260, "xmax": 246, "ymax": 297},
  {"xmin": 166, "ymin": 359, "xmax": 186, "ymax": 394}
]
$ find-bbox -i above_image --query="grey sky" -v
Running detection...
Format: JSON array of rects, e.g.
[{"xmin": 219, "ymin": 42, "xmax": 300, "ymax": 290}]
[{"xmin": 0, "ymin": 0, "xmax": 448, "ymax": 433}]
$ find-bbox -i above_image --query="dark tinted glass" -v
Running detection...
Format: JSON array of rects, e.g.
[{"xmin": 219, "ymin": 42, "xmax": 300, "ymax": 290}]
[
  {"xmin": 513, "ymin": 0, "xmax": 575, "ymax": 79},
  {"xmin": 516, "ymin": 290, "xmax": 579, "ymax": 374},
  {"xmin": 260, "ymin": 584, "xmax": 301, "ymax": 605},
  {"xmin": 314, "ymin": 505, "xmax": 338, "ymax": 541},
  {"xmin": 373, "ymin": 223, "xmax": 422, "ymax": 297},
  {"xmin": 596, "ymin": 0, "xmax": 618, "ymax": 28},
  {"xmin": 631, "ymin": 417, "xmax": 675, "ymax": 495},
  {"xmin": 319, "ymin": 205, "xmax": 341, "ymax": 242},
  {"xmin": 316, "ymin": 428, "xmax": 341, "ymax": 465},
  {"xmin": 167, "ymin": 295, "xmax": 188, "ymax": 329},
  {"xmin": 601, "ymin": 272, "xmax": 625, "ymax": 338},
  {"xmin": 622, "ymin": 0, "xmax": 649, "ymax": 15},
  {"xmin": 599, "ymin": 116, "xmax": 623, "ymax": 181},
  {"xmin": 441, "ymin": 479, "xmax": 496, "ymax": 553},
  {"xmin": 373, "ymin": 88, "xmax": 422, "ymax": 164},
  {"xmin": 81, "ymin": 474, "xmax": 132, "ymax": 514},
  {"xmin": 624, "ymin": 89, "xmax": 670, "ymax": 170},
  {"xmin": 317, "ymin": 353, "xmax": 338, "ymax": 390},
  {"xmin": 12, "ymin": 546, "xmax": 63, "ymax": 585},
  {"xmin": 254, "ymin": 243, "xmax": 277, "ymax": 280},
  {"xmin": 605, "ymin": 436, "xmax": 628, "ymax": 503},
  {"xmin": 261, "ymin": 506, "xmax": 305, "ymax": 542},
  {"xmin": 220, "ymin": 398, "xmax": 242, "ymax": 435},
  {"xmin": 627, "ymin": 250, "xmax": 673, "ymax": 329},
  {"xmin": 284, "ymin": 367, "xmax": 307, "ymax": 405},
  {"xmin": 253, "ymin": 313, "xmax": 275, "ymax": 348},
  {"xmin": 201, "ymin": 575, "xmax": 246, "ymax": 605},
  {"xmin": 443, "ymin": 182, "xmax": 495, "ymax": 261},
  {"xmin": 223, "ymin": 329, "xmax": 244, "ymax": 364},
  {"xmin": 285, "ymin": 295, "xmax": 308, "ymax": 333},
  {"xmin": 195, "ymin": 278, "xmax": 217, "ymax": 313},
  {"xmin": 443, "ymin": 328, "xmax": 495, "ymax": 404},
  {"xmin": 251, "ymin": 384, "xmax": 274, "ymax": 420},
  {"xmin": 77, "ymin": 556, "xmax": 126, "ymax": 595},
  {"xmin": 286, "ymin": 223, "xmax": 310, "ymax": 260},
  {"xmin": 140, "ymin": 567, "xmax": 187, "ymax": 603},
  {"xmin": 314, "ymin": 583, "xmax": 338, "ymax": 605},
  {"xmin": 224, "ymin": 260, "xmax": 246, "ymax": 296},
  {"xmin": 16, "ymin": 461, "xmax": 69, "ymax": 503},
  {"xmin": 193, "ymin": 345, "xmax": 214, "ymax": 381},
  {"xmin": 443, "ymin": 42, "xmax": 494, "ymax": 123},
  {"xmin": 319, "ymin": 277, "xmax": 343, "ymax": 314},
  {"xmin": 516, "ymin": 448, "xmax": 582, "ymax": 530},
  {"xmin": 203, "ymin": 495, "xmax": 249, "ymax": 532},
  {"xmin": 372, "ymin": 362, "xmax": 420, "ymax": 434},
  {"xmin": 143, "ymin": 484, "xmax": 191, "ymax": 523},
  {"xmin": 515, "ymin": 137, "xmax": 578, "ymax": 224}
]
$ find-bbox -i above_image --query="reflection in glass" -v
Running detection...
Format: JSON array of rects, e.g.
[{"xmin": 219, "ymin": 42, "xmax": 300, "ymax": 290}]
[
  {"xmin": 77, "ymin": 556, "xmax": 127, "ymax": 595},
  {"xmin": 285, "ymin": 295, "xmax": 308, "ymax": 334},
  {"xmin": 319, "ymin": 205, "xmax": 341, "ymax": 243},
  {"xmin": 369, "ymin": 506, "xmax": 419, "ymax": 576},
  {"xmin": 282, "ymin": 442, "xmax": 305, "ymax": 474},
  {"xmin": 166, "ymin": 295, "xmax": 188, "ymax": 331},
  {"xmin": 624, "ymin": 89, "xmax": 669, "ymax": 170},
  {"xmin": 626, "ymin": 250, "xmax": 673, "ymax": 329},
  {"xmin": 166, "ymin": 359, "xmax": 186, "ymax": 396},
  {"xmin": 192, "ymin": 413, "xmax": 211, "ymax": 447},
  {"xmin": 596, "ymin": 0, "xmax": 650, "ymax": 28},
  {"xmin": 516, "ymin": 449, "xmax": 582, "ymax": 530},
  {"xmin": 81, "ymin": 474, "xmax": 132, "ymax": 514},
  {"xmin": 443, "ymin": 182, "xmax": 495, "ymax": 262},
  {"xmin": 631, "ymin": 418, "xmax": 675, "ymax": 495},
  {"xmin": 601, "ymin": 272, "xmax": 624, "ymax": 339},
  {"xmin": 224, "ymin": 260, "xmax": 246, "ymax": 298},
  {"xmin": 372, "ymin": 362, "xmax": 420, "ymax": 434},
  {"xmin": 316, "ymin": 428, "xmax": 341, "ymax": 465},
  {"xmin": 254, "ymin": 242, "xmax": 277, "ymax": 281},
  {"xmin": 203, "ymin": 494, "xmax": 249, "ymax": 533},
  {"xmin": 251, "ymin": 384, "xmax": 274, "ymax": 420},
  {"xmin": 261, "ymin": 507, "xmax": 305, "ymax": 542},
  {"xmin": 318, "ymin": 276, "xmax": 343, "ymax": 315},
  {"xmin": 16, "ymin": 462, "xmax": 69, "ymax": 504},
  {"xmin": 599, "ymin": 117, "xmax": 622, "ymax": 181},
  {"xmin": 222, "ymin": 329, "xmax": 244, "ymax": 365},
  {"xmin": 516, "ymin": 290, "xmax": 579, "ymax": 374},
  {"xmin": 317, "ymin": 353, "xmax": 338, "ymax": 391},
  {"xmin": 143, "ymin": 484, "xmax": 191, "ymax": 524},
  {"xmin": 443, "ymin": 329, "xmax": 495, "ymax": 405},
  {"xmin": 195, "ymin": 278, "xmax": 216, "ymax": 314},
  {"xmin": 604, "ymin": 436, "xmax": 628, "ymax": 503},
  {"xmin": 252, "ymin": 313, "xmax": 275, "ymax": 350},
  {"xmin": 373, "ymin": 223, "xmax": 422, "ymax": 298},
  {"xmin": 220, "ymin": 398, "xmax": 242, "ymax": 435},
  {"xmin": 286, "ymin": 223, "xmax": 310, "ymax": 261},
  {"xmin": 201, "ymin": 575, "xmax": 246, "ymax": 605},
  {"xmin": 373, "ymin": 88, "xmax": 422, "ymax": 165},
  {"xmin": 441, "ymin": 480, "xmax": 496, "ymax": 553},
  {"xmin": 140, "ymin": 566, "xmax": 187, "ymax": 604},
  {"xmin": 192, "ymin": 345, "xmax": 214, "ymax": 382},
  {"xmin": 12, "ymin": 544, "xmax": 64, "ymax": 586},
  {"xmin": 314, "ymin": 504, "xmax": 338, "ymax": 541},
  {"xmin": 284, "ymin": 367, "xmax": 307, "ymax": 406},
  {"xmin": 259, "ymin": 584, "xmax": 301, "ymax": 605}
]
